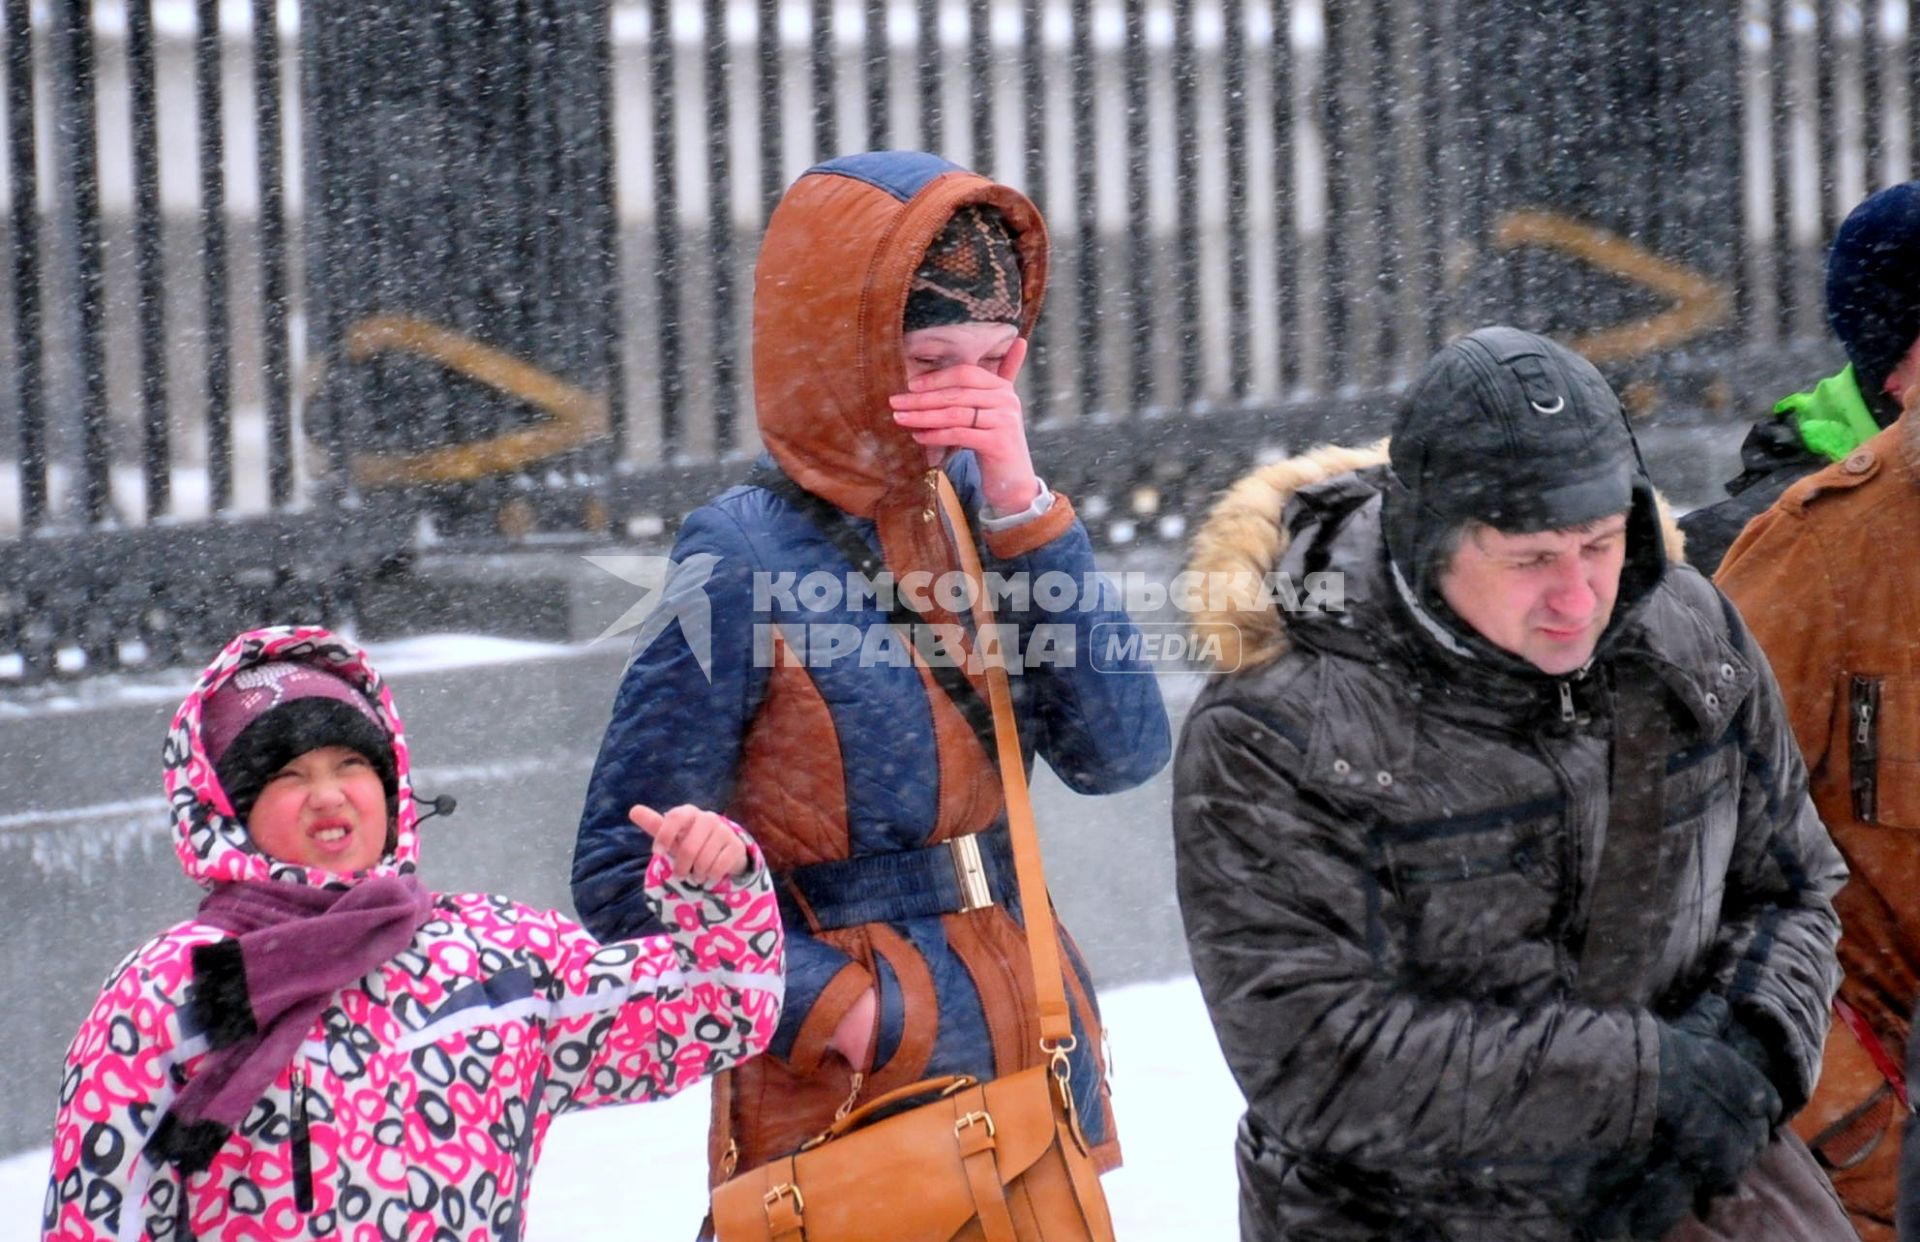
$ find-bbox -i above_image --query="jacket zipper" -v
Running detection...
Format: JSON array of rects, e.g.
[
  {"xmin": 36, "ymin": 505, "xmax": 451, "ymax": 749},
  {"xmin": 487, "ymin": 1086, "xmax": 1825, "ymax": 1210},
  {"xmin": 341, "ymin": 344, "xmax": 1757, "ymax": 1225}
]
[
  {"xmin": 290, "ymin": 1065, "xmax": 315, "ymax": 1213},
  {"xmin": 1851, "ymin": 675, "xmax": 1881, "ymax": 823},
  {"xmin": 1556, "ymin": 660, "xmax": 1594, "ymax": 727}
]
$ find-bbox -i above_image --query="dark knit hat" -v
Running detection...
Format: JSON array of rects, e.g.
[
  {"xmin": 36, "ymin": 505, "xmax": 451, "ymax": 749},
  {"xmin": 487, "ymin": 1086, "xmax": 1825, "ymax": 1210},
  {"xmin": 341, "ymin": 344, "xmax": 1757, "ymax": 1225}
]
[
  {"xmin": 1384, "ymin": 326, "xmax": 1654, "ymax": 600},
  {"xmin": 904, "ymin": 205, "xmax": 1023, "ymax": 331},
  {"xmin": 205, "ymin": 661, "xmax": 397, "ymax": 821},
  {"xmin": 1827, "ymin": 180, "xmax": 1920, "ymax": 423}
]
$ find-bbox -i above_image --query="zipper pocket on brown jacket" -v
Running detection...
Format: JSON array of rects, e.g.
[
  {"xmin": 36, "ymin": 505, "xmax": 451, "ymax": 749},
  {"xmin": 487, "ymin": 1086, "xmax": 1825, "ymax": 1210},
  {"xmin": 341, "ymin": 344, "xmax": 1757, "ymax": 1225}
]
[{"xmin": 1852, "ymin": 675, "xmax": 1882, "ymax": 823}]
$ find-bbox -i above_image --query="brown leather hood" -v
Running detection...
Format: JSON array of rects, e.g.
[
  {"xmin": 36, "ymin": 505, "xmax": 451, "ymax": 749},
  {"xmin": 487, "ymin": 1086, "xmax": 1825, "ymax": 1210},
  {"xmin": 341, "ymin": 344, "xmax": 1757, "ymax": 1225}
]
[{"xmin": 753, "ymin": 155, "xmax": 1049, "ymax": 518}]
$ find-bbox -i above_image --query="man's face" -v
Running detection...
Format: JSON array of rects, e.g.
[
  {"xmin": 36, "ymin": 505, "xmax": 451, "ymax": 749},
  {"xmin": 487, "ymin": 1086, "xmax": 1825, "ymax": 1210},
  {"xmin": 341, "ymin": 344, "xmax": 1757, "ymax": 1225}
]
[
  {"xmin": 1882, "ymin": 330, "xmax": 1920, "ymax": 401},
  {"xmin": 1438, "ymin": 512, "xmax": 1630, "ymax": 676}
]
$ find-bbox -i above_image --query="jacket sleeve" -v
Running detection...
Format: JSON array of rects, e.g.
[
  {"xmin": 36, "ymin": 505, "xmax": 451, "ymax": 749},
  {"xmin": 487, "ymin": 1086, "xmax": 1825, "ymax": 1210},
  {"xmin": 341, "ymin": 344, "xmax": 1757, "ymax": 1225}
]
[
  {"xmin": 568, "ymin": 501, "xmax": 869, "ymax": 1073},
  {"xmin": 1173, "ymin": 698, "xmax": 1661, "ymax": 1169},
  {"xmin": 1703, "ymin": 590, "xmax": 1847, "ymax": 1109},
  {"xmin": 973, "ymin": 477, "xmax": 1171, "ymax": 795},
  {"xmin": 543, "ymin": 824, "xmax": 786, "ymax": 1113},
  {"xmin": 44, "ymin": 937, "xmax": 202, "ymax": 1242},
  {"xmin": 572, "ymin": 505, "xmax": 768, "ymax": 941}
]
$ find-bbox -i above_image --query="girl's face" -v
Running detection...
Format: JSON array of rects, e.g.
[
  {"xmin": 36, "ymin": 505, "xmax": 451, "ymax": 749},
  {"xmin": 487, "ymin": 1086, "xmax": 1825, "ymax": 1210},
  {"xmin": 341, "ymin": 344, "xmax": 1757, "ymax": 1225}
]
[
  {"xmin": 244, "ymin": 744, "xmax": 390, "ymax": 874},
  {"xmin": 901, "ymin": 321, "xmax": 1019, "ymax": 380},
  {"xmin": 901, "ymin": 322, "xmax": 1020, "ymax": 466}
]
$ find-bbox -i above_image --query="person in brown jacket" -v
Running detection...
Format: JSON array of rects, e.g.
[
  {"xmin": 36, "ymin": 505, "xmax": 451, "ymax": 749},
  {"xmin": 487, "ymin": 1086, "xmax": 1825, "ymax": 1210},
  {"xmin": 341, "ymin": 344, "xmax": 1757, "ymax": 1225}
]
[{"xmin": 1717, "ymin": 381, "xmax": 1920, "ymax": 1241}]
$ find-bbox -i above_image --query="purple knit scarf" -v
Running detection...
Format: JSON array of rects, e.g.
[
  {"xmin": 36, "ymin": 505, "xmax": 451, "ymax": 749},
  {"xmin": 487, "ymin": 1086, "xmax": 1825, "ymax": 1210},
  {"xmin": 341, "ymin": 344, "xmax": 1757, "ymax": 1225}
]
[{"xmin": 150, "ymin": 874, "xmax": 434, "ymax": 1172}]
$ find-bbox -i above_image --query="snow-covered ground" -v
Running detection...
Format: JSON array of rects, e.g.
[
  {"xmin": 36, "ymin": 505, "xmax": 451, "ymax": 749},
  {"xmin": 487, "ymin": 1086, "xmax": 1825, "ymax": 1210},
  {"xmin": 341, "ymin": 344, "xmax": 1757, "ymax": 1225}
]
[
  {"xmin": 0, "ymin": 633, "xmax": 579, "ymax": 719},
  {"xmin": 0, "ymin": 975, "xmax": 1242, "ymax": 1240}
]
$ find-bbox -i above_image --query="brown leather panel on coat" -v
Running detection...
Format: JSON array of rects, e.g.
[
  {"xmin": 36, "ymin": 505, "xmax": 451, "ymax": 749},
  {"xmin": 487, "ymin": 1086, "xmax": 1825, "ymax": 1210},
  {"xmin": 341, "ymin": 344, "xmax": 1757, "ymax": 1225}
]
[
  {"xmin": 946, "ymin": 907, "xmax": 1040, "ymax": 1076},
  {"xmin": 728, "ymin": 654, "xmax": 849, "ymax": 868},
  {"xmin": 715, "ymin": 1036, "xmax": 868, "ymax": 1183},
  {"xmin": 864, "ymin": 923, "xmax": 940, "ymax": 1093}
]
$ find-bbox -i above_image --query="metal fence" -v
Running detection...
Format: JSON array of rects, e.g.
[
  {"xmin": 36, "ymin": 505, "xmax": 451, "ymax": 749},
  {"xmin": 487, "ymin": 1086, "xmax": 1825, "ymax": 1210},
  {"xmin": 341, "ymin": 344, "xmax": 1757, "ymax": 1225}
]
[{"xmin": 0, "ymin": 0, "xmax": 1911, "ymax": 680}]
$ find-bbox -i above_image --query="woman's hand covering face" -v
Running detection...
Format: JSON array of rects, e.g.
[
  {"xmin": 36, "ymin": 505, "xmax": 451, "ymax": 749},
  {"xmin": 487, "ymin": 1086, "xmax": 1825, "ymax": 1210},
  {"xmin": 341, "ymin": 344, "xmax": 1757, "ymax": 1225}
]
[{"xmin": 890, "ymin": 325, "xmax": 1041, "ymax": 516}]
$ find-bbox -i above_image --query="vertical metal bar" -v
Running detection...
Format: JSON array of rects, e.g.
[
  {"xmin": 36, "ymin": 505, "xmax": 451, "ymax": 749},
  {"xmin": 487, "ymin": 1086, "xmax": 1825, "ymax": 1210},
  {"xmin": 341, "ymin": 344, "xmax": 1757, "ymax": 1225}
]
[
  {"xmin": 7, "ymin": 0, "xmax": 46, "ymax": 531},
  {"xmin": 1786, "ymin": 0, "xmax": 1823, "ymax": 337},
  {"xmin": 1069, "ymin": 0, "xmax": 1096, "ymax": 418},
  {"xmin": 650, "ymin": 0, "xmax": 683, "ymax": 452},
  {"xmin": 1429, "ymin": 0, "xmax": 1459, "ymax": 353},
  {"xmin": 1910, "ymin": 0, "xmax": 1919, "ymax": 187},
  {"xmin": 1741, "ymin": 0, "xmax": 1778, "ymax": 342},
  {"xmin": 1124, "ymin": 0, "xmax": 1149, "ymax": 413},
  {"xmin": 866, "ymin": 0, "xmax": 888, "ymax": 148},
  {"xmin": 598, "ymin": 1, "xmax": 628, "ymax": 459},
  {"xmin": 969, "ymin": 0, "xmax": 992, "ymax": 171},
  {"xmin": 1223, "ymin": 0, "xmax": 1249, "ymax": 401},
  {"xmin": 1861, "ymin": 0, "xmax": 1884, "ymax": 183},
  {"xmin": 1292, "ymin": 0, "xmax": 1325, "ymax": 393},
  {"xmin": 127, "ymin": 0, "xmax": 169, "ymax": 520},
  {"xmin": 812, "ymin": 0, "xmax": 837, "ymax": 159},
  {"xmin": 1388, "ymin": 0, "xmax": 1425, "ymax": 378},
  {"xmin": 761, "ymin": 0, "xmax": 782, "ymax": 206},
  {"xmin": 1020, "ymin": 0, "xmax": 1050, "ymax": 422},
  {"xmin": 707, "ymin": 0, "xmax": 736, "ymax": 450},
  {"xmin": 295, "ymin": 0, "xmax": 334, "ymax": 487},
  {"xmin": 1879, "ymin": 0, "xmax": 1909, "ymax": 183},
  {"xmin": 197, "ymin": 0, "xmax": 233, "ymax": 510},
  {"xmin": 1331, "ymin": 0, "xmax": 1378, "ymax": 386},
  {"xmin": 1833, "ymin": 0, "xmax": 1866, "ymax": 210},
  {"xmin": 254, "ymin": 0, "xmax": 291, "ymax": 508},
  {"xmin": 55, "ymin": 0, "xmax": 109, "ymax": 525},
  {"xmin": 1771, "ymin": 0, "xmax": 1794, "ymax": 341},
  {"xmin": 1814, "ymin": 0, "xmax": 1837, "ymax": 234},
  {"xmin": 919, "ymin": 0, "xmax": 941, "ymax": 151},
  {"xmin": 1172, "ymin": 0, "xmax": 1200, "ymax": 405},
  {"xmin": 1318, "ymin": 0, "xmax": 1346, "ymax": 372},
  {"xmin": 1269, "ymin": 0, "xmax": 1295, "ymax": 393},
  {"xmin": 299, "ymin": 2, "xmax": 341, "ymax": 491},
  {"xmin": 402, "ymin": 5, "xmax": 448, "ymax": 462}
]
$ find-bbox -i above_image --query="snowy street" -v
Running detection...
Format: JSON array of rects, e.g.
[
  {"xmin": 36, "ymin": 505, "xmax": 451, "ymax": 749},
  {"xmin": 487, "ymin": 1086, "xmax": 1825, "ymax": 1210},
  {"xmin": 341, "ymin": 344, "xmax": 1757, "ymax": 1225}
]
[{"xmin": 0, "ymin": 976, "xmax": 1241, "ymax": 1240}]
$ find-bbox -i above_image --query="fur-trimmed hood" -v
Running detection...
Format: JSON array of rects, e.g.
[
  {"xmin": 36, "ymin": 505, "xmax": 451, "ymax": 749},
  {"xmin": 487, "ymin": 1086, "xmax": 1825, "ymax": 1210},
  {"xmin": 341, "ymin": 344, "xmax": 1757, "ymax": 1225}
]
[{"xmin": 1186, "ymin": 440, "xmax": 1688, "ymax": 673}]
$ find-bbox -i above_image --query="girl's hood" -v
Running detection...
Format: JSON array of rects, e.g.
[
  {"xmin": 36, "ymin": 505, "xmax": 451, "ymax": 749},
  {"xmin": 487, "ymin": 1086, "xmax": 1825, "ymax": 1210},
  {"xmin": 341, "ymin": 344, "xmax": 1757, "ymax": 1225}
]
[{"xmin": 164, "ymin": 625, "xmax": 419, "ymax": 889}]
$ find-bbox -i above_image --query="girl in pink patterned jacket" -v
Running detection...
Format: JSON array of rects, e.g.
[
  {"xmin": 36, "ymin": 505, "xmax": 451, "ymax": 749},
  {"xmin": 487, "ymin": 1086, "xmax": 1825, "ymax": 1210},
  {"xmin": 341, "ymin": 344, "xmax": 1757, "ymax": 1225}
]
[{"xmin": 42, "ymin": 626, "xmax": 784, "ymax": 1241}]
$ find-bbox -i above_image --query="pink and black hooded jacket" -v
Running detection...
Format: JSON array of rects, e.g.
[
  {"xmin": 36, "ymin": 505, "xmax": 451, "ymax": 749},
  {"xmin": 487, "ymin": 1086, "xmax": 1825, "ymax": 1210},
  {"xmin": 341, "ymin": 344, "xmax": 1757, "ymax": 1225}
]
[{"xmin": 43, "ymin": 626, "xmax": 784, "ymax": 1241}]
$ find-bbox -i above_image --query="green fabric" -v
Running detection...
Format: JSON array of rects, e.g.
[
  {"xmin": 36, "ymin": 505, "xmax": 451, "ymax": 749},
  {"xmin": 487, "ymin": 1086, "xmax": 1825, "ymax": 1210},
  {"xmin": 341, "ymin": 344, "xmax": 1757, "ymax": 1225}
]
[{"xmin": 1775, "ymin": 364, "xmax": 1881, "ymax": 462}]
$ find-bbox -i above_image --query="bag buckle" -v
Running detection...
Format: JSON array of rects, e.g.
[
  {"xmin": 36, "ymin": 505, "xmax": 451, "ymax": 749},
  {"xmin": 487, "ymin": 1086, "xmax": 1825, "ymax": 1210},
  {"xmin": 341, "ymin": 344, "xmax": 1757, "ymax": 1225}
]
[
  {"xmin": 949, "ymin": 833, "xmax": 994, "ymax": 912},
  {"xmin": 955, "ymin": 1110, "xmax": 996, "ymax": 1138},
  {"xmin": 763, "ymin": 1183, "xmax": 805, "ymax": 1214}
]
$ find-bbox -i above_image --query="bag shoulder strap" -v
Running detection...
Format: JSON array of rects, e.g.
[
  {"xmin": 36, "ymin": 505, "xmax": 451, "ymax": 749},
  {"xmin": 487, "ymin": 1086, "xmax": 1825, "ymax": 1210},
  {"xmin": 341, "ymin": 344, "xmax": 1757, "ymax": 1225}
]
[
  {"xmin": 1834, "ymin": 997, "xmax": 1911, "ymax": 1111},
  {"xmin": 747, "ymin": 463, "xmax": 1000, "ymax": 759},
  {"xmin": 932, "ymin": 473, "xmax": 1074, "ymax": 1046},
  {"xmin": 1576, "ymin": 663, "xmax": 1677, "ymax": 1004}
]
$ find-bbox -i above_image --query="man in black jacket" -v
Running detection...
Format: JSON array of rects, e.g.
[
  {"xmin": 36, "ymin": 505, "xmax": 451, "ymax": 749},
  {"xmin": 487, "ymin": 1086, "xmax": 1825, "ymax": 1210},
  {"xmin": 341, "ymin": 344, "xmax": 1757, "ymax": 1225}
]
[
  {"xmin": 1174, "ymin": 326, "xmax": 1847, "ymax": 1240},
  {"xmin": 1681, "ymin": 180, "xmax": 1920, "ymax": 573}
]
